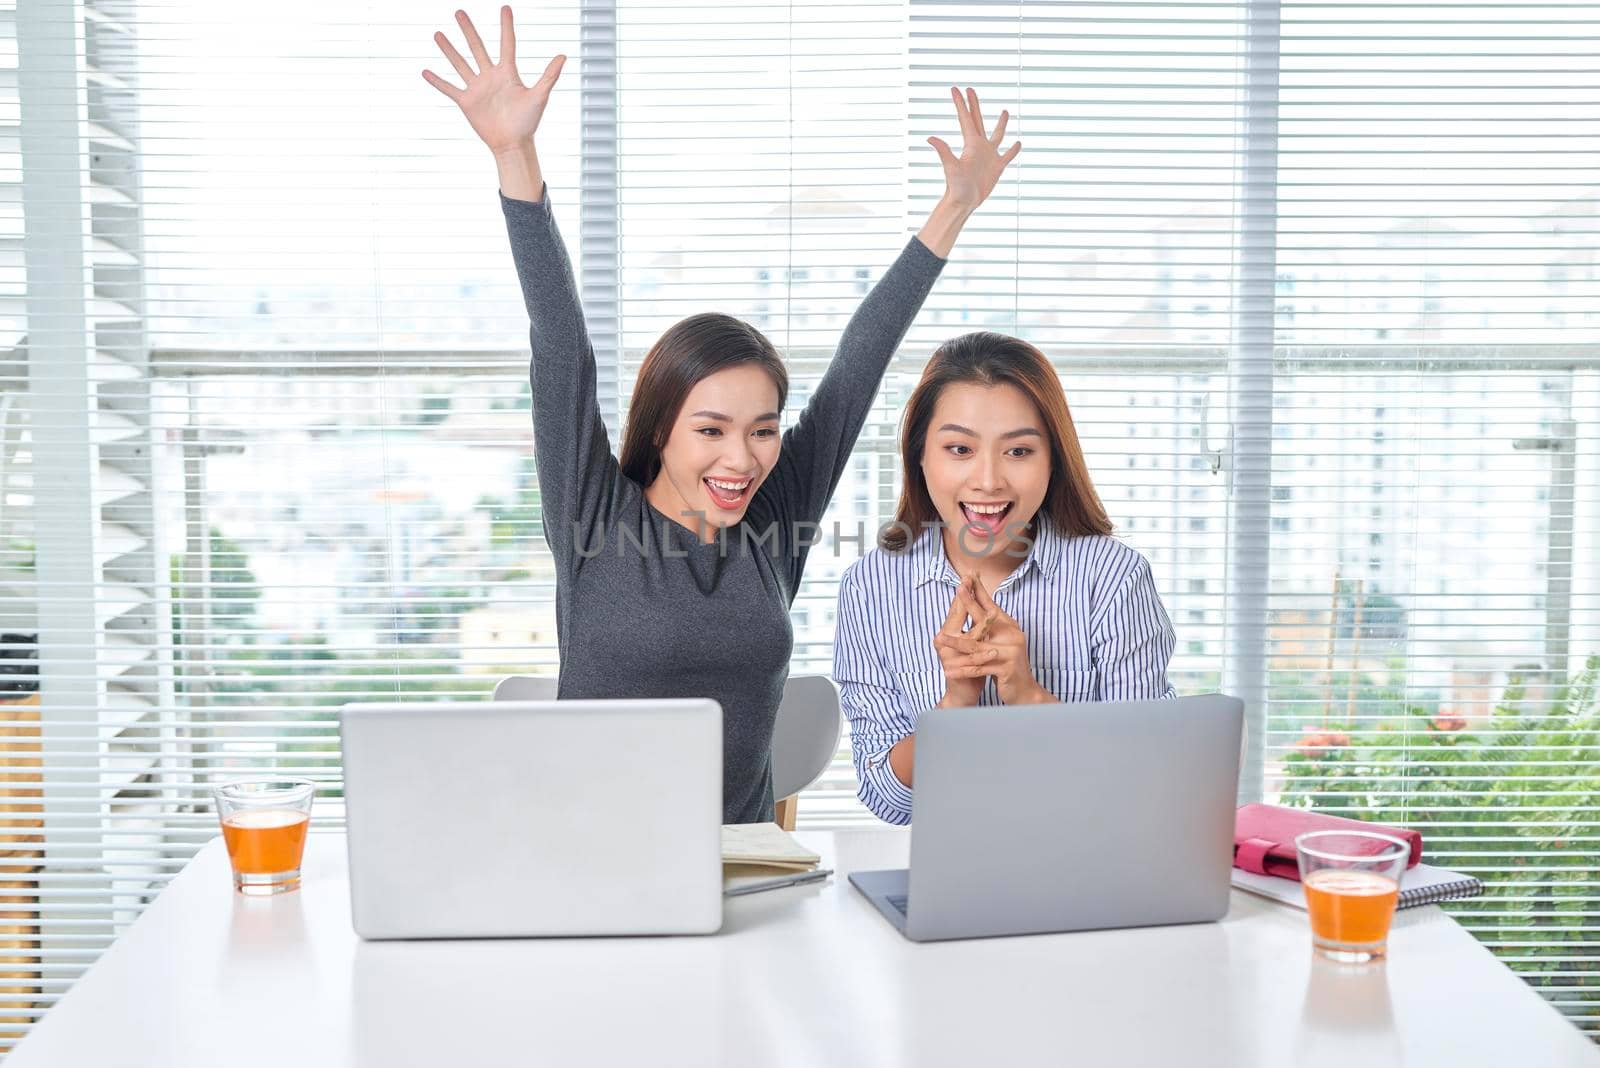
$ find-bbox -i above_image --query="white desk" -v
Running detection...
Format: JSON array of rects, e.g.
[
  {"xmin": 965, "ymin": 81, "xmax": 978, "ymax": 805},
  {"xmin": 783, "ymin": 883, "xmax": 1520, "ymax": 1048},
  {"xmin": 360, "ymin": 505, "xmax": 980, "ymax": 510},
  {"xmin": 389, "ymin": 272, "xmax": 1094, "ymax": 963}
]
[{"xmin": 9, "ymin": 830, "xmax": 1598, "ymax": 1067}]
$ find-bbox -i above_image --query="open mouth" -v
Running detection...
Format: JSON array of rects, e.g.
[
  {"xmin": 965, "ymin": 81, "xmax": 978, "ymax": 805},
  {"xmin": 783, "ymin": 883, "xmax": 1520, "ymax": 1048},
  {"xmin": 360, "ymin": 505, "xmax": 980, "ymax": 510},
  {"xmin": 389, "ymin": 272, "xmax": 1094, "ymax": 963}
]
[
  {"xmin": 959, "ymin": 500, "xmax": 1013, "ymax": 539},
  {"xmin": 703, "ymin": 476, "xmax": 754, "ymax": 511}
]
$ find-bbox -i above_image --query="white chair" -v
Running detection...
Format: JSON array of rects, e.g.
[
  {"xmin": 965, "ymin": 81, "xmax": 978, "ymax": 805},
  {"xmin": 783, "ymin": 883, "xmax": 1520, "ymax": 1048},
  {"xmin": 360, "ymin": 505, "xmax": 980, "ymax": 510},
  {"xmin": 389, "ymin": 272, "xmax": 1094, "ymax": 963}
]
[
  {"xmin": 492, "ymin": 672, "xmax": 842, "ymax": 830},
  {"xmin": 768, "ymin": 674, "xmax": 842, "ymax": 830},
  {"xmin": 491, "ymin": 674, "xmax": 558, "ymax": 702}
]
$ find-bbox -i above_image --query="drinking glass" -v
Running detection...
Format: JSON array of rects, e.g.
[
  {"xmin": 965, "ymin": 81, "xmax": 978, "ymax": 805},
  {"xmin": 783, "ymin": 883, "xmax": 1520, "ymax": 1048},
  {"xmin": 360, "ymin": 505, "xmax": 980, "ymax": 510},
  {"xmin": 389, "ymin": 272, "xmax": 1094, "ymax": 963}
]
[
  {"xmin": 213, "ymin": 779, "xmax": 315, "ymax": 895},
  {"xmin": 1295, "ymin": 830, "xmax": 1409, "ymax": 963}
]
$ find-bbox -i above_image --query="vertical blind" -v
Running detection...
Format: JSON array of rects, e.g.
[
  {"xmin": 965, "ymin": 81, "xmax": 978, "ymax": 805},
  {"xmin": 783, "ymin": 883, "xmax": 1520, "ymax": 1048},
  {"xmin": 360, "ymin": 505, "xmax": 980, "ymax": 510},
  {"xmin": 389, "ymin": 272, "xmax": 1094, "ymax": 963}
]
[
  {"xmin": 2, "ymin": 0, "xmax": 589, "ymax": 1050},
  {"xmin": 0, "ymin": 0, "xmax": 1596, "ymax": 1053}
]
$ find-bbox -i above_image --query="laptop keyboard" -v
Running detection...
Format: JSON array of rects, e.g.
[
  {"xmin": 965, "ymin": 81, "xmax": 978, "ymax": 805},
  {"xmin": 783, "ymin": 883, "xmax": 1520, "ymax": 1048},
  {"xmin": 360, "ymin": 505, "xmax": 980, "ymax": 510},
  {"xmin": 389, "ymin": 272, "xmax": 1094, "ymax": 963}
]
[{"xmin": 886, "ymin": 893, "xmax": 910, "ymax": 916}]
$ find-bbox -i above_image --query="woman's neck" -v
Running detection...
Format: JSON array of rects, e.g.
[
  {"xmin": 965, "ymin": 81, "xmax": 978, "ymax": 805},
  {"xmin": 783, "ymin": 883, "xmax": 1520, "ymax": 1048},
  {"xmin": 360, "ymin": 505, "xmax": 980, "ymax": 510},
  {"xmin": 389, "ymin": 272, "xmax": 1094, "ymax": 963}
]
[
  {"xmin": 644, "ymin": 478, "xmax": 720, "ymax": 544},
  {"xmin": 940, "ymin": 528, "xmax": 1029, "ymax": 590}
]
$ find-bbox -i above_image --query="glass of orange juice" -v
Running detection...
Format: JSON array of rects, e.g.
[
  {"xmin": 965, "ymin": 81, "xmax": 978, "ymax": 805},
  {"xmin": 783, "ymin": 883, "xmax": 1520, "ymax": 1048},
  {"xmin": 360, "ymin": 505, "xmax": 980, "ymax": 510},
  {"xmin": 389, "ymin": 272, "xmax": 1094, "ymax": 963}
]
[
  {"xmin": 213, "ymin": 779, "xmax": 315, "ymax": 896},
  {"xmin": 1296, "ymin": 830, "xmax": 1410, "ymax": 963}
]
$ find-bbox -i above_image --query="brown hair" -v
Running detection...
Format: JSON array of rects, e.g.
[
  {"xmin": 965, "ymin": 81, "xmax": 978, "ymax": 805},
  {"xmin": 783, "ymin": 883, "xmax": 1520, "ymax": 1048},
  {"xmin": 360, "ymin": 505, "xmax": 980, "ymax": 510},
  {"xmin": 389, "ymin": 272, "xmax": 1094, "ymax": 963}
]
[
  {"xmin": 618, "ymin": 313, "xmax": 788, "ymax": 487},
  {"xmin": 881, "ymin": 331, "xmax": 1112, "ymax": 551}
]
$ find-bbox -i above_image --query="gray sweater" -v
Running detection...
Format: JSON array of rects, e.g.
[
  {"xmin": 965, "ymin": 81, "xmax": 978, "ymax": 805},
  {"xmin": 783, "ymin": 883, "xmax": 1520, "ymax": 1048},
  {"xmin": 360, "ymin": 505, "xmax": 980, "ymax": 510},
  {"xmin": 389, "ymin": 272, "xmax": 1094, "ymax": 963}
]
[{"xmin": 503, "ymin": 189, "xmax": 944, "ymax": 823}]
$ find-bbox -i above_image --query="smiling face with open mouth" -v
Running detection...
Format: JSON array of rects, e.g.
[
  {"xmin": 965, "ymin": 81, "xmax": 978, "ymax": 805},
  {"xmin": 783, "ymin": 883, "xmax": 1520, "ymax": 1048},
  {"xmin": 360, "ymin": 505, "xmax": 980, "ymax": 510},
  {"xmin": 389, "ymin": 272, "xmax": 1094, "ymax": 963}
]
[
  {"xmin": 644, "ymin": 363, "xmax": 783, "ymax": 540},
  {"xmin": 920, "ymin": 381, "xmax": 1051, "ymax": 567}
]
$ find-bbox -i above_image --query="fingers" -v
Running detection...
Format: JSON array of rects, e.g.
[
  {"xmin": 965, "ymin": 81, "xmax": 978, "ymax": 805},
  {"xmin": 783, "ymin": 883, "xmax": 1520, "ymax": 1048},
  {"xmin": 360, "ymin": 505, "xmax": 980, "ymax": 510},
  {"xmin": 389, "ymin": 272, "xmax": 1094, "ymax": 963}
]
[
  {"xmin": 990, "ymin": 109, "xmax": 1009, "ymax": 146},
  {"xmin": 421, "ymin": 69, "xmax": 464, "ymax": 102},
  {"xmin": 963, "ymin": 605, "xmax": 995, "ymax": 643},
  {"xmin": 949, "ymin": 85, "xmax": 976, "ymax": 144},
  {"xmin": 966, "ymin": 87, "xmax": 985, "ymax": 136},
  {"xmin": 942, "ymin": 649, "xmax": 999, "ymax": 677},
  {"xmin": 969, "ymin": 611, "xmax": 998, "ymax": 643},
  {"xmin": 927, "ymin": 136, "xmax": 958, "ymax": 170},
  {"xmin": 535, "ymin": 53, "xmax": 566, "ymax": 91},
  {"xmin": 935, "ymin": 632, "xmax": 991, "ymax": 657},
  {"xmin": 954, "ymin": 582, "xmax": 988, "ymax": 636},
  {"xmin": 965, "ymin": 576, "xmax": 1005, "ymax": 641},
  {"xmin": 434, "ymin": 31, "xmax": 475, "ymax": 82},
  {"xmin": 457, "ymin": 9, "xmax": 493, "ymax": 70},
  {"xmin": 940, "ymin": 575, "xmax": 975, "ymax": 635},
  {"xmin": 953, "ymin": 660, "xmax": 1000, "ymax": 680},
  {"xmin": 1001, "ymin": 141, "xmax": 1022, "ymax": 167},
  {"xmin": 499, "ymin": 5, "xmax": 516, "ymax": 65}
]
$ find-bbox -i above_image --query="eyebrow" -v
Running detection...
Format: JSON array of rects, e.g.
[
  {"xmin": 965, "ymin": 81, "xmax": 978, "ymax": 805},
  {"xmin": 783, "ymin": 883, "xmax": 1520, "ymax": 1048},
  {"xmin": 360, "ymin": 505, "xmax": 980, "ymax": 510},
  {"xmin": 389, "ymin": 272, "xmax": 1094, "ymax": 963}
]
[
  {"xmin": 935, "ymin": 422, "xmax": 1044, "ymax": 441},
  {"xmin": 691, "ymin": 410, "xmax": 782, "ymax": 423}
]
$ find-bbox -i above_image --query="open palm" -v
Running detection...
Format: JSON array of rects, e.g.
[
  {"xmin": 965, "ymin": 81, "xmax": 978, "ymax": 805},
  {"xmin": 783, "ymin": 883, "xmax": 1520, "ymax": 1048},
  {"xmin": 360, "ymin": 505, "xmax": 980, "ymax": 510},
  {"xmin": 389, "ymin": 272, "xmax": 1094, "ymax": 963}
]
[
  {"xmin": 423, "ymin": 6, "xmax": 564, "ymax": 155},
  {"xmin": 928, "ymin": 88, "xmax": 1021, "ymax": 210}
]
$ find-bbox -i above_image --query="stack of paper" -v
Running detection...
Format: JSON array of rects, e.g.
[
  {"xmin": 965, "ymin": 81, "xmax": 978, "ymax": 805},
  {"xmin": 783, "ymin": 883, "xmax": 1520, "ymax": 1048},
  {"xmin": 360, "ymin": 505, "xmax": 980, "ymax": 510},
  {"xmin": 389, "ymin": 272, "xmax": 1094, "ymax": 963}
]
[
  {"xmin": 721, "ymin": 822, "xmax": 821, "ymax": 877},
  {"xmin": 721, "ymin": 823, "xmax": 830, "ymax": 896}
]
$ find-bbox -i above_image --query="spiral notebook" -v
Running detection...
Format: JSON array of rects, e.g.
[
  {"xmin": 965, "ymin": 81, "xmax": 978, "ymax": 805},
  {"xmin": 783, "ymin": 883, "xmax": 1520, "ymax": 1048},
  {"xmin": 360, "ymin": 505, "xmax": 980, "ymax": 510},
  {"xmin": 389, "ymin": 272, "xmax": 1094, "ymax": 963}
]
[{"xmin": 1232, "ymin": 862, "xmax": 1484, "ymax": 910}]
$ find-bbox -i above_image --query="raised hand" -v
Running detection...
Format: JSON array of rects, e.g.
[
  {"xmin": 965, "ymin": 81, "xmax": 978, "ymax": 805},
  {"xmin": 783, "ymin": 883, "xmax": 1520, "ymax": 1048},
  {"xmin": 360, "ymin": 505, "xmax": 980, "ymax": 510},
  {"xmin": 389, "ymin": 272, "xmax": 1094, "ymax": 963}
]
[
  {"xmin": 926, "ymin": 87, "xmax": 1022, "ymax": 212},
  {"xmin": 914, "ymin": 87, "xmax": 1020, "ymax": 257},
  {"xmin": 423, "ymin": 6, "xmax": 564, "ymax": 157}
]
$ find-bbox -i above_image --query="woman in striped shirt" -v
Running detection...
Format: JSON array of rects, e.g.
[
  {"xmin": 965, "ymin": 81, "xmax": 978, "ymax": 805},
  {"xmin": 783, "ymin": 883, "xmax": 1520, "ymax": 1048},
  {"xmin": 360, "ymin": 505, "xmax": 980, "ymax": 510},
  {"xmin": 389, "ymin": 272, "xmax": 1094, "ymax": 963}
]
[{"xmin": 834, "ymin": 332, "xmax": 1177, "ymax": 824}]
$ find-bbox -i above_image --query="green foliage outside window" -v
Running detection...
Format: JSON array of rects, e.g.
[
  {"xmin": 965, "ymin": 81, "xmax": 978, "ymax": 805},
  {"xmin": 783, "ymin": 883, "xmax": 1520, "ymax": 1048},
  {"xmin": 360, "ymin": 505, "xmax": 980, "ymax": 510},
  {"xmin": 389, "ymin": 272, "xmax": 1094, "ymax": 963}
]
[{"xmin": 1281, "ymin": 655, "xmax": 1600, "ymax": 1029}]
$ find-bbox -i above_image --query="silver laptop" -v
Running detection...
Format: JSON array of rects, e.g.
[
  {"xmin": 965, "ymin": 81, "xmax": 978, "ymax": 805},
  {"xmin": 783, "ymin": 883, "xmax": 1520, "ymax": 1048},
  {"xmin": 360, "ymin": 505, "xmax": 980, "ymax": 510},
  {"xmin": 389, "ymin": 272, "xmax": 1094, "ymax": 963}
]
[
  {"xmin": 850, "ymin": 694, "xmax": 1243, "ymax": 942},
  {"xmin": 339, "ymin": 698, "xmax": 723, "ymax": 939}
]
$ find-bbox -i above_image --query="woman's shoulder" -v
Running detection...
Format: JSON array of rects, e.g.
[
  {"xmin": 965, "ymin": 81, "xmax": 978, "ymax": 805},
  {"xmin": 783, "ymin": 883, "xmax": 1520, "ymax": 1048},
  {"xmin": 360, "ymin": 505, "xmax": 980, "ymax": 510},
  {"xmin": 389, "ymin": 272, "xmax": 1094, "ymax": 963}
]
[
  {"xmin": 1055, "ymin": 532, "xmax": 1156, "ymax": 591},
  {"xmin": 839, "ymin": 540, "xmax": 929, "ymax": 596}
]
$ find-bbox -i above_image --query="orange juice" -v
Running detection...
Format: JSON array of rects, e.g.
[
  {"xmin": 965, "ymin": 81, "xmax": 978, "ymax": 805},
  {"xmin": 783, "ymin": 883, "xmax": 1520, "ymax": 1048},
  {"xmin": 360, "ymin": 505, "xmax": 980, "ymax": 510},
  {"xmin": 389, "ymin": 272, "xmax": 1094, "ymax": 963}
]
[
  {"xmin": 221, "ymin": 808, "xmax": 309, "ymax": 875},
  {"xmin": 1303, "ymin": 868, "xmax": 1399, "ymax": 946}
]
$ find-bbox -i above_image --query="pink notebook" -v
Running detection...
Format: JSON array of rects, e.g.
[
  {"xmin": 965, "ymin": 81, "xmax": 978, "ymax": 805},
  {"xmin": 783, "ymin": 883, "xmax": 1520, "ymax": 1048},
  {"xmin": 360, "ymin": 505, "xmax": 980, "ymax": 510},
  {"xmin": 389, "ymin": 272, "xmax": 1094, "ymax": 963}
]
[{"xmin": 1234, "ymin": 803, "xmax": 1423, "ymax": 882}]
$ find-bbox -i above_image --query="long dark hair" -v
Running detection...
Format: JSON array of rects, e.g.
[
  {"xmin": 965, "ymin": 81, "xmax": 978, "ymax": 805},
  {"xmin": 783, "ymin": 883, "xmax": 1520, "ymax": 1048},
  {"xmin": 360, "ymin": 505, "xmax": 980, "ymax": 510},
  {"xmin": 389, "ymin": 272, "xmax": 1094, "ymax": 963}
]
[
  {"xmin": 618, "ymin": 313, "xmax": 788, "ymax": 487},
  {"xmin": 882, "ymin": 331, "xmax": 1111, "ymax": 551}
]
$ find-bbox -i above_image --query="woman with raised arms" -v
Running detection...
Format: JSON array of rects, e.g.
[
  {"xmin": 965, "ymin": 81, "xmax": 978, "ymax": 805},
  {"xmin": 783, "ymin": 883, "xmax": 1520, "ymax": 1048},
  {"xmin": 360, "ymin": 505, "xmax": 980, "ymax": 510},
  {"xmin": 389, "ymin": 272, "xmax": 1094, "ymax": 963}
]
[{"xmin": 424, "ymin": 6, "xmax": 1020, "ymax": 822}]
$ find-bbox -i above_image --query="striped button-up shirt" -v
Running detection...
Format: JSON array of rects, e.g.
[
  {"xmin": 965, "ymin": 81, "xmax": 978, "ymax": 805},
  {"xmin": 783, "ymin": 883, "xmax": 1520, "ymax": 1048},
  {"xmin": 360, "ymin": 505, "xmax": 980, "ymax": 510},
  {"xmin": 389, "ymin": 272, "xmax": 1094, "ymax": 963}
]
[{"xmin": 834, "ymin": 522, "xmax": 1177, "ymax": 825}]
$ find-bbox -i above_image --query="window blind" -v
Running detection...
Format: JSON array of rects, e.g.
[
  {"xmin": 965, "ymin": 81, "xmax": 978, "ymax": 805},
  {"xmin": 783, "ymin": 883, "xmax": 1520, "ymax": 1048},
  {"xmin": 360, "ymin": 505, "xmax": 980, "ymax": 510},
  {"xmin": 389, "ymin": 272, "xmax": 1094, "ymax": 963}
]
[
  {"xmin": 1264, "ymin": 1, "xmax": 1600, "ymax": 1031},
  {"xmin": 612, "ymin": 0, "xmax": 916, "ymax": 821},
  {"xmin": 0, "ymin": 0, "xmax": 1596, "ymax": 1052}
]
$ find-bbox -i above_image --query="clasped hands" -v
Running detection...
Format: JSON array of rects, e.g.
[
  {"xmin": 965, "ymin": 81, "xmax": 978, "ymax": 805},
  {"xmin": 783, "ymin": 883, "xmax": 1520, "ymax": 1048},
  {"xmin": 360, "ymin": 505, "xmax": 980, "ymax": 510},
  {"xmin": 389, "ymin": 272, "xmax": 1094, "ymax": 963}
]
[{"xmin": 933, "ymin": 575, "xmax": 1051, "ymax": 708}]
